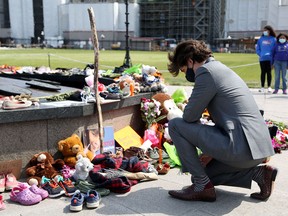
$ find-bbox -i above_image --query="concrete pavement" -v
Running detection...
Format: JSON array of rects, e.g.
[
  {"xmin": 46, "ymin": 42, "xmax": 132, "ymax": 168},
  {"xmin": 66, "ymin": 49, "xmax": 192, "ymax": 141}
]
[{"xmin": 1, "ymin": 87, "xmax": 287, "ymax": 216}]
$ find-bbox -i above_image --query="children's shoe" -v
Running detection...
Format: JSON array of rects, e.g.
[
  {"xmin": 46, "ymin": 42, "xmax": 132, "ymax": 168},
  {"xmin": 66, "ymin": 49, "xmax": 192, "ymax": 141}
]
[
  {"xmin": 283, "ymin": 90, "xmax": 287, "ymax": 95},
  {"xmin": 272, "ymin": 90, "xmax": 278, "ymax": 94},
  {"xmin": 5, "ymin": 173, "xmax": 18, "ymax": 191},
  {"xmin": 41, "ymin": 179, "xmax": 65, "ymax": 198},
  {"xmin": 70, "ymin": 190, "xmax": 84, "ymax": 212},
  {"xmin": 58, "ymin": 178, "xmax": 77, "ymax": 196},
  {"xmin": 85, "ymin": 190, "xmax": 101, "ymax": 209},
  {"xmin": 0, "ymin": 174, "xmax": 5, "ymax": 192},
  {"xmin": 29, "ymin": 184, "xmax": 49, "ymax": 200},
  {"xmin": 10, "ymin": 185, "xmax": 42, "ymax": 205},
  {"xmin": 154, "ymin": 147, "xmax": 169, "ymax": 159},
  {"xmin": 258, "ymin": 88, "xmax": 265, "ymax": 93},
  {"xmin": 148, "ymin": 148, "xmax": 159, "ymax": 160},
  {"xmin": 0, "ymin": 195, "xmax": 6, "ymax": 210}
]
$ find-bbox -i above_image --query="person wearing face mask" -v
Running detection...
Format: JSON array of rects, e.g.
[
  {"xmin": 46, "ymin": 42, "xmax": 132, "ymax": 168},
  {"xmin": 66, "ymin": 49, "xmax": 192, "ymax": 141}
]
[
  {"xmin": 167, "ymin": 40, "xmax": 277, "ymax": 202},
  {"xmin": 271, "ymin": 33, "xmax": 288, "ymax": 94},
  {"xmin": 256, "ymin": 25, "xmax": 277, "ymax": 93}
]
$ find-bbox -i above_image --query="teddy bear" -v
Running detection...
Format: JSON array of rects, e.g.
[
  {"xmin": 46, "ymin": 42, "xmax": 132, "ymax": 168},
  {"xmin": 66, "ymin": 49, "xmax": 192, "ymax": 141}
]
[
  {"xmin": 152, "ymin": 92, "xmax": 183, "ymax": 125},
  {"xmin": 72, "ymin": 154, "xmax": 94, "ymax": 182},
  {"xmin": 58, "ymin": 134, "xmax": 94, "ymax": 168},
  {"xmin": 25, "ymin": 152, "xmax": 65, "ymax": 186}
]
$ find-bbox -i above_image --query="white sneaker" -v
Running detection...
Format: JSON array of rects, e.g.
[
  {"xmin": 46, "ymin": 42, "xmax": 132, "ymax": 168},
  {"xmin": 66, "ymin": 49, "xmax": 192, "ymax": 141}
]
[
  {"xmin": 268, "ymin": 87, "xmax": 272, "ymax": 93},
  {"xmin": 258, "ymin": 88, "xmax": 265, "ymax": 93}
]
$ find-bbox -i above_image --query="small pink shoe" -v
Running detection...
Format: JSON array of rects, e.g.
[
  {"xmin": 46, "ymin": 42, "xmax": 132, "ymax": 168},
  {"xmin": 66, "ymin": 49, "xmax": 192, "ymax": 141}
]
[
  {"xmin": 0, "ymin": 195, "xmax": 6, "ymax": 210},
  {"xmin": 5, "ymin": 173, "xmax": 18, "ymax": 191},
  {"xmin": 10, "ymin": 185, "xmax": 42, "ymax": 205},
  {"xmin": 0, "ymin": 174, "xmax": 5, "ymax": 192},
  {"xmin": 28, "ymin": 184, "xmax": 49, "ymax": 200}
]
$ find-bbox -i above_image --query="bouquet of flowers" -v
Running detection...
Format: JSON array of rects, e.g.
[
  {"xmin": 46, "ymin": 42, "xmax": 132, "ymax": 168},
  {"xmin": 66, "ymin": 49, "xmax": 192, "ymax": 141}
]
[
  {"xmin": 140, "ymin": 97, "xmax": 166, "ymax": 129},
  {"xmin": 266, "ymin": 120, "xmax": 288, "ymax": 153}
]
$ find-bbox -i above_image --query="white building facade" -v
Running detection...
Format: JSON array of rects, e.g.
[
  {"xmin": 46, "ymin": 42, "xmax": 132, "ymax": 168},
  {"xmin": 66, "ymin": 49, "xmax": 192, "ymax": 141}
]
[
  {"xmin": 5, "ymin": 0, "xmax": 139, "ymax": 48},
  {"xmin": 2, "ymin": 0, "xmax": 288, "ymax": 49},
  {"xmin": 225, "ymin": 0, "xmax": 288, "ymax": 39}
]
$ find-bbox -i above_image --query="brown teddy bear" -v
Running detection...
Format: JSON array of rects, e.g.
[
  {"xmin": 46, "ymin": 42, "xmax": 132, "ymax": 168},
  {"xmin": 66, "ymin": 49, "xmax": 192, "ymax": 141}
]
[
  {"xmin": 25, "ymin": 152, "xmax": 65, "ymax": 186},
  {"xmin": 58, "ymin": 134, "xmax": 94, "ymax": 168}
]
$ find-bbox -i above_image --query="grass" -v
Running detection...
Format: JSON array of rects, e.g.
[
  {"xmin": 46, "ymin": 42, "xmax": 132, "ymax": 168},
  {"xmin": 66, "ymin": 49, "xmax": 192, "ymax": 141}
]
[{"xmin": 0, "ymin": 48, "xmax": 264, "ymax": 88}]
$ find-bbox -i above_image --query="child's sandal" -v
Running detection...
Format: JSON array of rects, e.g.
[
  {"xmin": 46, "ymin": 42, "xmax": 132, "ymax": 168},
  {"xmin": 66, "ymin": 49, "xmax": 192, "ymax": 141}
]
[{"xmin": 10, "ymin": 186, "xmax": 42, "ymax": 205}]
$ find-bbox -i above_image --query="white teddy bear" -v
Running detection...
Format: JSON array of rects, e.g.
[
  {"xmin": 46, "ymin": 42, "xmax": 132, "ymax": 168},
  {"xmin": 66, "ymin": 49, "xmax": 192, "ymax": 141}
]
[{"xmin": 72, "ymin": 154, "xmax": 94, "ymax": 181}]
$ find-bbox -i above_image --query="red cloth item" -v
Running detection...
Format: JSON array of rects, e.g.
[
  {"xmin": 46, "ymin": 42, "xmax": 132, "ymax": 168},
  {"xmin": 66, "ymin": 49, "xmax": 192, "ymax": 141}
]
[
  {"xmin": 89, "ymin": 171, "xmax": 138, "ymax": 194},
  {"xmin": 91, "ymin": 153, "xmax": 123, "ymax": 169},
  {"xmin": 89, "ymin": 153, "xmax": 150, "ymax": 193}
]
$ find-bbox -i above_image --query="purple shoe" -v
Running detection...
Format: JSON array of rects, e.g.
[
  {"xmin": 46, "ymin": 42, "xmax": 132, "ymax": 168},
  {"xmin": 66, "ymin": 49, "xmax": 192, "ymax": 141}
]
[
  {"xmin": 10, "ymin": 185, "xmax": 42, "ymax": 205},
  {"xmin": 29, "ymin": 184, "xmax": 49, "ymax": 200}
]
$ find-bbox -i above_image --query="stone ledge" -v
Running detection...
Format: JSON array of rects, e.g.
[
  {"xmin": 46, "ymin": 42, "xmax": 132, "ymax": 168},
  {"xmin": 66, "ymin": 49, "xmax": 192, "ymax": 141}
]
[{"xmin": 0, "ymin": 92, "xmax": 153, "ymax": 124}]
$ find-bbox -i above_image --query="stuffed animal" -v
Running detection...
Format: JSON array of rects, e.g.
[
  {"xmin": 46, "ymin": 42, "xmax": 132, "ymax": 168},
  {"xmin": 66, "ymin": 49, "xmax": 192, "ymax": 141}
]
[
  {"xmin": 171, "ymin": 88, "xmax": 188, "ymax": 111},
  {"xmin": 58, "ymin": 134, "xmax": 94, "ymax": 168},
  {"xmin": 72, "ymin": 154, "xmax": 94, "ymax": 181},
  {"xmin": 25, "ymin": 152, "xmax": 65, "ymax": 186},
  {"xmin": 84, "ymin": 74, "xmax": 105, "ymax": 92},
  {"xmin": 132, "ymin": 65, "xmax": 167, "ymax": 93},
  {"xmin": 152, "ymin": 93, "xmax": 183, "ymax": 124},
  {"xmin": 118, "ymin": 75, "xmax": 136, "ymax": 97}
]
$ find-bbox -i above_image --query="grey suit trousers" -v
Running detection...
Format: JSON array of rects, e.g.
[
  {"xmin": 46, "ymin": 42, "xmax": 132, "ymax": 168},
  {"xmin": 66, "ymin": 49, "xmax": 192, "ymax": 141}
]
[{"xmin": 169, "ymin": 118, "xmax": 264, "ymax": 189}]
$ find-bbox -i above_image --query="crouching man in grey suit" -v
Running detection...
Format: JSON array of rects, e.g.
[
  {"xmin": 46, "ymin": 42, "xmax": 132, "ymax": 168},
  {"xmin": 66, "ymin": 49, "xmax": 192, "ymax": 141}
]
[{"xmin": 167, "ymin": 40, "xmax": 277, "ymax": 202}]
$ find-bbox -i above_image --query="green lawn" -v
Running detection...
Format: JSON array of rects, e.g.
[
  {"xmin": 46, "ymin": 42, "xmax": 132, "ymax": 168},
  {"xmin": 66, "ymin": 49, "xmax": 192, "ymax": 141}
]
[{"xmin": 0, "ymin": 48, "xmax": 264, "ymax": 88}]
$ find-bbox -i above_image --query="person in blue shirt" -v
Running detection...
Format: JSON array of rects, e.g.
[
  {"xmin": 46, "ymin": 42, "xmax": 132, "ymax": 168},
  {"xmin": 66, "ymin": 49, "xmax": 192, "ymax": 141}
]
[
  {"xmin": 271, "ymin": 33, "xmax": 288, "ymax": 94},
  {"xmin": 256, "ymin": 25, "xmax": 277, "ymax": 93}
]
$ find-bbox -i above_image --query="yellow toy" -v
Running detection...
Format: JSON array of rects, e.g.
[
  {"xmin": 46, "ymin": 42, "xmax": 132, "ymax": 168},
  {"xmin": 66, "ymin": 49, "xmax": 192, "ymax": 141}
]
[{"xmin": 58, "ymin": 134, "xmax": 94, "ymax": 168}]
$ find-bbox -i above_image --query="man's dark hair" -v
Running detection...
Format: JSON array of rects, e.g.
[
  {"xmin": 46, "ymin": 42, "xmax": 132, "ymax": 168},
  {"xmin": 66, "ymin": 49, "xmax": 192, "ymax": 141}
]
[{"xmin": 168, "ymin": 40, "xmax": 212, "ymax": 77}]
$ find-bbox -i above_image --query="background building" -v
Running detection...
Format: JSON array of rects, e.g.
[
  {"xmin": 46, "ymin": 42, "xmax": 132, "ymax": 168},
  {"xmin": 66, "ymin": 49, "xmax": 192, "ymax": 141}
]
[
  {"xmin": 217, "ymin": 0, "xmax": 288, "ymax": 52},
  {"xmin": 0, "ymin": 0, "xmax": 139, "ymax": 49},
  {"xmin": 225, "ymin": 0, "xmax": 288, "ymax": 39},
  {"xmin": 139, "ymin": 0, "xmax": 225, "ymax": 46},
  {"xmin": 1, "ymin": 0, "xmax": 288, "ymax": 51}
]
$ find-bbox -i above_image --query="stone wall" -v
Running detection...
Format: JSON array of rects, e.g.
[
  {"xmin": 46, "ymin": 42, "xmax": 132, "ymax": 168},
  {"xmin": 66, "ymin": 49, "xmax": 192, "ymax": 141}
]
[{"xmin": 0, "ymin": 93, "xmax": 151, "ymax": 178}]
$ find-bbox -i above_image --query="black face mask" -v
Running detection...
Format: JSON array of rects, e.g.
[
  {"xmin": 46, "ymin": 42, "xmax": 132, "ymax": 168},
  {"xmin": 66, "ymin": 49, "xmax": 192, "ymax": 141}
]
[{"xmin": 185, "ymin": 68, "xmax": 195, "ymax": 82}]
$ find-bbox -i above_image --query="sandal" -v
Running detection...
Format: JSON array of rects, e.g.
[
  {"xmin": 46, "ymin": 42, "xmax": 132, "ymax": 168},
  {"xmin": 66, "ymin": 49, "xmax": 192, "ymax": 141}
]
[
  {"xmin": 28, "ymin": 184, "xmax": 49, "ymax": 200},
  {"xmin": 10, "ymin": 185, "xmax": 42, "ymax": 205},
  {"xmin": 156, "ymin": 162, "xmax": 171, "ymax": 175},
  {"xmin": 2, "ymin": 99, "xmax": 32, "ymax": 110}
]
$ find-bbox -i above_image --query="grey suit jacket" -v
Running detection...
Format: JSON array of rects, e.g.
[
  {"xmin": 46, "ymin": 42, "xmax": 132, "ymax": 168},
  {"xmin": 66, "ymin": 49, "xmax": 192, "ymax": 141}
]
[{"xmin": 183, "ymin": 58, "xmax": 274, "ymax": 160}]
